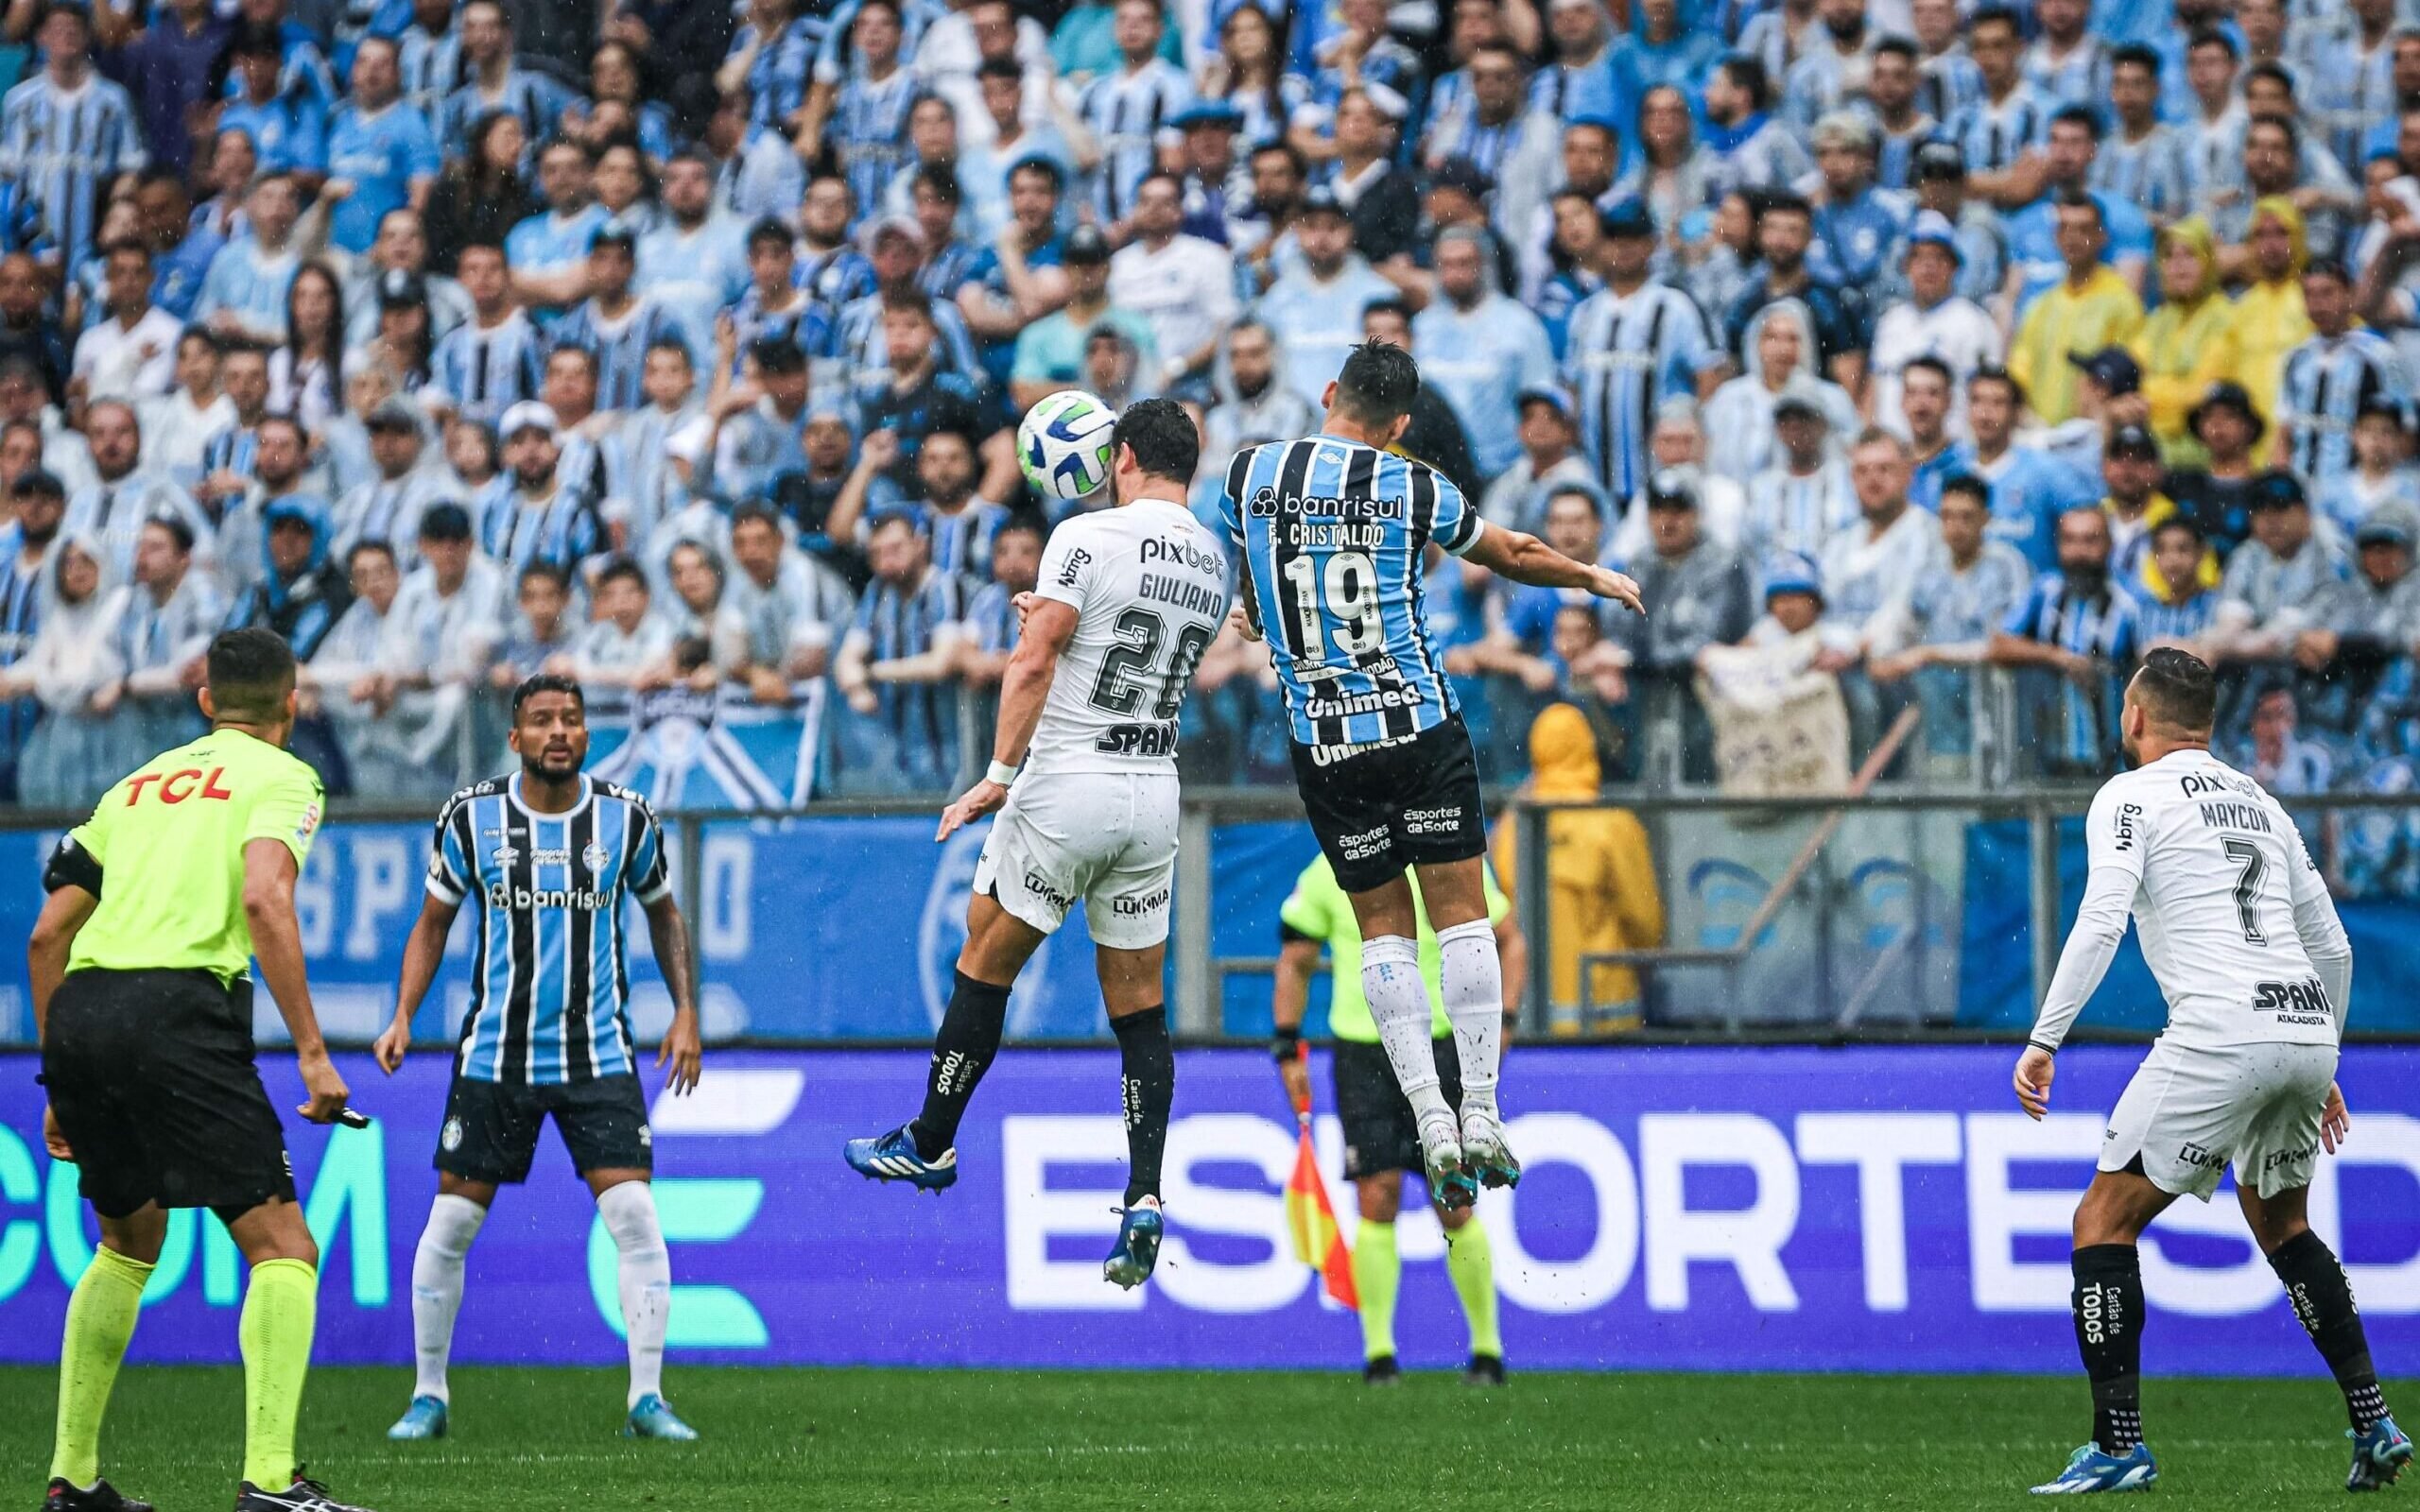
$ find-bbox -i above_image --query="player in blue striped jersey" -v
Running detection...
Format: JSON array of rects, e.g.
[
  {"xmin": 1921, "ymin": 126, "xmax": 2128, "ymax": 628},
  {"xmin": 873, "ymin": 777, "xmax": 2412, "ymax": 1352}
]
[
  {"xmin": 372, "ymin": 674, "xmax": 702, "ymax": 1445},
  {"xmin": 1220, "ymin": 341, "xmax": 1642, "ymax": 1207},
  {"xmin": 0, "ymin": 4, "xmax": 147, "ymax": 273}
]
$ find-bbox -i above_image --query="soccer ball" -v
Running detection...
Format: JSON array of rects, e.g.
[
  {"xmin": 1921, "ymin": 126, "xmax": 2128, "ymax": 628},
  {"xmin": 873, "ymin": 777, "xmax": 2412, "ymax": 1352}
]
[{"xmin": 1018, "ymin": 390, "xmax": 1116, "ymax": 501}]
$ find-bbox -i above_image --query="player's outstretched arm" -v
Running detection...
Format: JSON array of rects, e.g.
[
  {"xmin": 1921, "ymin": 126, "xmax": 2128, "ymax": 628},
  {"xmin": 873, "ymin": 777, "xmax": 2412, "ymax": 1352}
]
[
  {"xmin": 244, "ymin": 837, "xmax": 349, "ymax": 1125},
  {"xmin": 645, "ymin": 895, "xmax": 703, "ymax": 1094},
  {"xmin": 375, "ymin": 890, "xmax": 461, "ymax": 1074},
  {"xmin": 937, "ymin": 596, "xmax": 1080, "ymax": 842},
  {"xmin": 1461, "ymin": 524, "xmax": 1646, "ymax": 614}
]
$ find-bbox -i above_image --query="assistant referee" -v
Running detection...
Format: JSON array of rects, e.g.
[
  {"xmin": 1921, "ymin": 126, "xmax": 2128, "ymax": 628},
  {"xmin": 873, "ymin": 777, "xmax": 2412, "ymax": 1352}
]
[{"xmin": 28, "ymin": 628, "xmax": 375, "ymax": 1512}]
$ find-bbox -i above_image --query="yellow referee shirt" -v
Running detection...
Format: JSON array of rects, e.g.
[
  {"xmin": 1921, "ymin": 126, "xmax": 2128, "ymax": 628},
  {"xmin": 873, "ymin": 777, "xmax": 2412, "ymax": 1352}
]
[
  {"xmin": 2009, "ymin": 266, "xmax": 2146, "ymax": 427},
  {"xmin": 1278, "ymin": 855, "xmax": 1511, "ymax": 1043},
  {"xmin": 63, "ymin": 729, "xmax": 325, "ymax": 982}
]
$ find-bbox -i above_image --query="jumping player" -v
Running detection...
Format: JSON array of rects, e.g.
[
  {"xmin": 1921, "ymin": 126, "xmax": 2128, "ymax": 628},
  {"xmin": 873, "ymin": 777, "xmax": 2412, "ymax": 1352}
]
[
  {"xmin": 2015, "ymin": 648, "xmax": 2411, "ymax": 1495},
  {"xmin": 1221, "ymin": 341, "xmax": 1642, "ymax": 1207},
  {"xmin": 372, "ymin": 674, "xmax": 706, "ymax": 1443},
  {"xmin": 843, "ymin": 398, "xmax": 1229, "ymax": 1292}
]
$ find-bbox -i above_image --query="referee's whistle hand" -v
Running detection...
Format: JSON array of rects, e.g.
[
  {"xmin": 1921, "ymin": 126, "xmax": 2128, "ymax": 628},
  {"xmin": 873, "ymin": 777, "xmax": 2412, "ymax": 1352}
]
[{"xmin": 297, "ymin": 1055, "xmax": 351, "ymax": 1125}]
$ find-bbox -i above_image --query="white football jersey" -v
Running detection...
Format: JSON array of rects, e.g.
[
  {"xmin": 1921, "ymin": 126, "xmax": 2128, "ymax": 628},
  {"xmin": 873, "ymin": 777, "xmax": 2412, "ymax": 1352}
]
[
  {"xmin": 1025, "ymin": 497, "xmax": 1230, "ymax": 777},
  {"xmin": 2081, "ymin": 748, "xmax": 2341, "ymax": 1052}
]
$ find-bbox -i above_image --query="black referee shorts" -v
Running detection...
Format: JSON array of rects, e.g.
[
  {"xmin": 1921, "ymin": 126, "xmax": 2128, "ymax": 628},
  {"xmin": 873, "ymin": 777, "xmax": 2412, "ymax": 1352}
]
[
  {"xmin": 1289, "ymin": 713, "xmax": 1490, "ymax": 895},
  {"xmin": 1333, "ymin": 1038, "xmax": 1465, "ymax": 1182},
  {"xmin": 435, "ymin": 1072, "xmax": 653, "ymax": 1185},
  {"xmin": 43, "ymin": 969, "xmax": 295, "ymax": 1221}
]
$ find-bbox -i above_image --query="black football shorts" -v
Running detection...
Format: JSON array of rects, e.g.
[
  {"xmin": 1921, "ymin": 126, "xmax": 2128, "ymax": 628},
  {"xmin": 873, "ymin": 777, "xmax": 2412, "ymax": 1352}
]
[
  {"xmin": 1290, "ymin": 712, "xmax": 1490, "ymax": 895},
  {"xmin": 434, "ymin": 1072, "xmax": 653, "ymax": 1184},
  {"xmin": 43, "ymin": 968, "xmax": 295, "ymax": 1221}
]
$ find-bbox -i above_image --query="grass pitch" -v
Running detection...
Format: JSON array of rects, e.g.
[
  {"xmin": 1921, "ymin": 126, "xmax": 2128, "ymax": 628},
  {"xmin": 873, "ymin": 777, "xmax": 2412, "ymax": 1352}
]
[{"xmin": 2, "ymin": 1366, "xmax": 2405, "ymax": 1510}]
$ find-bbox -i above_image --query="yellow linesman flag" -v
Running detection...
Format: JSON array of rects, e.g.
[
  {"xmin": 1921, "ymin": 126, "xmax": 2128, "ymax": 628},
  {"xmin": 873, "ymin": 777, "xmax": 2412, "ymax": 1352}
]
[{"xmin": 1283, "ymin": 1045, "xmax": 1357, "ymax": 1309}]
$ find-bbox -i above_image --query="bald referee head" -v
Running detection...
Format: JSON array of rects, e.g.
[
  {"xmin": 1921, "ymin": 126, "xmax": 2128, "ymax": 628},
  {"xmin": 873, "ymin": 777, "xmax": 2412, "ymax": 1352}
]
[
  {"xmin": 199, "ymin": 626, "xmax": 300, "ymax": 742},
  {"xmin": 1321, "ymin": 340, "xmax": 1421, "ymax": 452}
]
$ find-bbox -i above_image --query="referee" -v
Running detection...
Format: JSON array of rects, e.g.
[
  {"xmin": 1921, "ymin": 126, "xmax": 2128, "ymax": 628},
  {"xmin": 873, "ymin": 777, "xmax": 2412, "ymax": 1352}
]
[{"xmin": 28, "ymin": 628, "xmax": 374, "ymax": 1512}]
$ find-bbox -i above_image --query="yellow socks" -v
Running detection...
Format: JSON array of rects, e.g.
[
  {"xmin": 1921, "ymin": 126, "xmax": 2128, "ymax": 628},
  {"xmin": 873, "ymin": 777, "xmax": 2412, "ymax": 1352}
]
[
  {"xmin": 238, "ymin": 1258, "xmax": 319, "ymax": 1490},
  {"xmin": 50, "ymin": 1246, "xmax": 153, "ymax": 1487}
]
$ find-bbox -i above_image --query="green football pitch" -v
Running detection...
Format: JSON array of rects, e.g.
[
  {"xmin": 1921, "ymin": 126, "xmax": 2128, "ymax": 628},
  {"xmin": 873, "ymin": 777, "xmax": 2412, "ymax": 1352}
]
[{"xmin": 1, "ymin": 1366, "xmax": 2405, "ymax": 1509}]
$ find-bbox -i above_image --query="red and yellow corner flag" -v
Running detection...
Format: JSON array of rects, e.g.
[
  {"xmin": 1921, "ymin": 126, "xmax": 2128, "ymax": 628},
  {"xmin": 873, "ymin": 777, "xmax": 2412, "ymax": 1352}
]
[{"xmin": 1283, "ymin": 1044, "xmax": 1357, "ymax": 1309}]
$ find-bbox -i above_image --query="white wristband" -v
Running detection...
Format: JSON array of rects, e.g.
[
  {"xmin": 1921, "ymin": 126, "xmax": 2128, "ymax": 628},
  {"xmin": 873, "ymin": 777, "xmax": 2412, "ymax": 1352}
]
[{"xmin": 985, "ymin": 760, "xmax": 1020, "ymax": 787}]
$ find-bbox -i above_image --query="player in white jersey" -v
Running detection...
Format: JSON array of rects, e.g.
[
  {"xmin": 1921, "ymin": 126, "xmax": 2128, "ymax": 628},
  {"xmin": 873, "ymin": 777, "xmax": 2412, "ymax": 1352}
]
[
  {"xmin": 845, "ymin": 399, "xmax": 1228, "ymax": 1291},
  {"xmin": 2014, "ymin": 648, "xmax": 2411, "ymax": 1497}
]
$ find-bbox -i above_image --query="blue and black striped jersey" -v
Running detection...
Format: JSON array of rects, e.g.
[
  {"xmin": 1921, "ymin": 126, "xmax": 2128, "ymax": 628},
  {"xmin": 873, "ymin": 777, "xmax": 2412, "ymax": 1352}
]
[
  {"xmin": 426, "ymin": 773, "xmax": 674, "ymax": 1086},
  {"xmin": 1219, "ymin": 435, "xmax": 1484, "ymax": 747}
]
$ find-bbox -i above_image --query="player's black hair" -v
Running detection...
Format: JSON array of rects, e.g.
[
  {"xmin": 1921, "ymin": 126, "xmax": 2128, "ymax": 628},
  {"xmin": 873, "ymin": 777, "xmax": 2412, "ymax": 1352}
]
[
  {"xmin": 1111, "ymin": 397, "xmax": 1200, "ymax": 486},
  {"xmin": 1009, "ymin": 154, "xmax": 1065, "ymax": 192},
  {"xmin": 1968, "ymin": 4, "xmax": 2022, "ymax": 34},
  {"xmin": 510, "ymin": 672, "xmax": 585, "ymax": 721},
  {"xmin": 418, "ymin": 502, "xmax": 474, "ymax": 541},
  {"xmin": 1939, "ymin": 473, "xmax": 1991, "ymax": 511},
  {"xmin": 2187, "ymin": 26, "xmax": 2238, "ymax": 60},
  {"xmin": 977, "ymin": 55, "xmax": 1024, "ymax": 84},
  {"xmin": 2131, "ymin": 646, "xmax": 2217, "ymax": 734},
  {"xmin": 644, "ymin": 334, "xmax": 694, "ymax": 366},
  {"xmin": 2150, "ymin": 514, "xmax": 2206, "ymax": 547},
  {"xmin": 1333, "ymin": 339, "xmax": 1422, "ymax": 427},
  {"xmin": 746, "ymin": 215, "xmax": 794, "ymax": 254},
  {"xmin": 205, "ymin": 627, "xmax": 298, "ymax": 723},
  {"xmin": 1871, "ymin": 34, "xmax": 1917, "ymax": 61},
  {"xmin": 2053, "ymin": 186, "xmax": 2102, "ymax": 224}
]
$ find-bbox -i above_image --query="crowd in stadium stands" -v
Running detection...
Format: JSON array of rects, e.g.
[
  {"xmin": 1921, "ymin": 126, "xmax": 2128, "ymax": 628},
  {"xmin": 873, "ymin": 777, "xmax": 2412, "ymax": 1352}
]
[{"xmin": 4, "ymin": 0, "xmax": 2420, "ymax": 885}]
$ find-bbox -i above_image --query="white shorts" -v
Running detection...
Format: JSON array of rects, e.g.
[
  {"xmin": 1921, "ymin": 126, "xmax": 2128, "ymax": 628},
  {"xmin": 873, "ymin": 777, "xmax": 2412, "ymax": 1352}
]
[
  {"xmin": 2100, "ymin": 1039, "xmax": 2339, "ymax": 1201},
  {"xmin": 973, "ymin": 770, "xmax": 1180, "ymax": 950}
]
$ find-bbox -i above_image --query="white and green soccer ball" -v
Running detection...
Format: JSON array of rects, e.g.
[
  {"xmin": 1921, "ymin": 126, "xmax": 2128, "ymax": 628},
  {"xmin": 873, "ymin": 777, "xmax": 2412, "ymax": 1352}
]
[{"xmin": 1017, "ymin": 389, "xmax": 1117, "ymax": 501}]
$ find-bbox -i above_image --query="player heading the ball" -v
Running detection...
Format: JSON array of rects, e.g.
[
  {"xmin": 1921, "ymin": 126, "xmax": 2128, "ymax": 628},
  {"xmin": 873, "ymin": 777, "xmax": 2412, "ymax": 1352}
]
[
  {"xmin": 1218, "ymin": 340, "xmax": 1643, "ymax": 1210},
  {"xmin": 846, "ymin": 396, "xmax": 1229, "ymax": 1293}
]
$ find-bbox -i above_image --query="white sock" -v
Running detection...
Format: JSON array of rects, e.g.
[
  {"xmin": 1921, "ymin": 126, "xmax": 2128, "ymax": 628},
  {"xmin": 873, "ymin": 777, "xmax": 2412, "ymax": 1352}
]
[
  {"xmin": 1362, "ymin": 935, "xmax": 1454, "ymax": 1128},
  {"xmin": 409, "ymin": 1194, "xmax": 487, "ymax": 1403},
  {"xmin": 596, "ymin": 1180, "xmax": 670, "ymax": 1408},
  {"xmin": 1436, "ymin": 919, "xmax": 1503, "ymax": 1119}
]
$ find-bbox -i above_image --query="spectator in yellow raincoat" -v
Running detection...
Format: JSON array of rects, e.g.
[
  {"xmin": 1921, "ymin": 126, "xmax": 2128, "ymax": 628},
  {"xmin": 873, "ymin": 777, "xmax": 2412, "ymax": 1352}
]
[
  {"xmin": 2231, "ymin": 196, "xmax": 2314, "ymax": 432},
  {"xmin": 2129, "ymin": 217, "xmax": 2241, "ymax": 470},
  {"xmin": 1489, "ymin": 703, "xmax": 1665, "ymax": 1033}
]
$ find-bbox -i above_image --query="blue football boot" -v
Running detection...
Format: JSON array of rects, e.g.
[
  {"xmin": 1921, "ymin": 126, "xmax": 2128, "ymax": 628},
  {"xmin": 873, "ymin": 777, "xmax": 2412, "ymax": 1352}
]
[
  {"xmin": 2031, "ymin": 1443, "xmax": 2158, "ymax": 1494},
  {"xmin": 384, "ymin": 1395, "xmax": 446, "ymax": 1441},
  {"xmin": 843, "ymin": 1125, "xmax": 959, "ymax": 1192},
  {"xmin": 623, "ymin": 1394, "xmax": 699, "ymax": 1441},
  {"xmin": 2349, "ymin": 1415, "xmax": 2413, "ymax": 1491},
  {"xmin": 1103, "ymin": 1196, "xmax": 1164, "ymax": 1289}
]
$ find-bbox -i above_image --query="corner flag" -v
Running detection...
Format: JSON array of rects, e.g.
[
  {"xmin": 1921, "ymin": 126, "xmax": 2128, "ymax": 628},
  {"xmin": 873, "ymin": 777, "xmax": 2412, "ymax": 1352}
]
[{"xmin": 1282, "ymin": 1044, "xmax": 1357, "ymax": 1309}]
